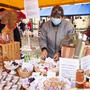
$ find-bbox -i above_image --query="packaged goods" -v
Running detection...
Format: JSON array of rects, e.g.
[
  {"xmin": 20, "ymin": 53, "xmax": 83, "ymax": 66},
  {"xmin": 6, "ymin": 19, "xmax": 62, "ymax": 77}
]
[{"xmin": 43, "ymin": 77, "xmax": 71, "ymax": 90}]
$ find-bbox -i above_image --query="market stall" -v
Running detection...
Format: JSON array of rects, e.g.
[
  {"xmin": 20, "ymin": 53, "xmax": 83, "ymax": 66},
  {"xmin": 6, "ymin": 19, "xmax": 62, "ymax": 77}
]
[{"xmin": 0, "ymin": 1, "xmax": 90, "ymax": 90}]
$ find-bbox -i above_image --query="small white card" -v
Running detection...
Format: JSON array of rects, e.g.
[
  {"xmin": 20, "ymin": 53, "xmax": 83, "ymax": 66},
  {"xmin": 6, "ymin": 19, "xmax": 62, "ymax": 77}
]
[
  {"xmin": 59, "ymin": 58, "xmax": 79, "ymax": 80},
  {"xmin": 47, "ymin": 70, "xmax": 56, "ymax": 78}
]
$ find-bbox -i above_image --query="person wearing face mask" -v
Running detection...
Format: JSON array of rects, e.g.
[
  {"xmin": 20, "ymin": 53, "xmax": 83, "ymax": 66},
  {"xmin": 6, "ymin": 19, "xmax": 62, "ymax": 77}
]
[{"xmin": 39, "ymin": 5, "xmax": 75, "ymax": 61}]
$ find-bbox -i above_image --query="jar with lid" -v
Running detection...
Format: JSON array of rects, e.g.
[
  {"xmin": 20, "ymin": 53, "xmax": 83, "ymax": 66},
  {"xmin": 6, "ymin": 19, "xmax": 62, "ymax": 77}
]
[{"xmin": 76, "ymin": 69, "xmax": 85, "ymax": 88}]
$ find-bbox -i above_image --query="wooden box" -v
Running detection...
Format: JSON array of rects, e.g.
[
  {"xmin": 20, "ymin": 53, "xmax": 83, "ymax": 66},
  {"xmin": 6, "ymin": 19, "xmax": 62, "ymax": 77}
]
[
  {"xmin": 61, "ymin": 45, "xmax": 90, "ymax": 58},
  {"xmin": 0, "ymin": 42, "xmax": 20, "ymax": 61},
  {"xmin": 61, "ymin": 45, "xmax": 75, "ymax": 58}
]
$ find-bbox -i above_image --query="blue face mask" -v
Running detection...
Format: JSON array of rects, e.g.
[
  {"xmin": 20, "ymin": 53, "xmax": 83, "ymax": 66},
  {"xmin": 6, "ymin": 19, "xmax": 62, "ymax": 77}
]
[{"xmin": 51, "ymin": 18, "xmax": 61, "ymax": 26}]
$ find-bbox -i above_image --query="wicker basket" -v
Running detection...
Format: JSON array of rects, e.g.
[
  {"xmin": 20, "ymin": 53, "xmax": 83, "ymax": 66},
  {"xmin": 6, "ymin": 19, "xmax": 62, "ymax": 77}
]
[{"xmin": 17, "ymin": 67, "xmax": 32, "ymax": 78}]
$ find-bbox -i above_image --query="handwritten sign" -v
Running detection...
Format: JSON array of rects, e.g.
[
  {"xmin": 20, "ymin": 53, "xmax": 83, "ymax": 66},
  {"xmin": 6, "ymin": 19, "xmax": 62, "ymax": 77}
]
[
  {"xmin": 24, "ymin": 0, "xmax": 40, "ymax": 19},
  {"xmin": 59, "ymin": 58, "xmax": 79, "ymax": 80}
]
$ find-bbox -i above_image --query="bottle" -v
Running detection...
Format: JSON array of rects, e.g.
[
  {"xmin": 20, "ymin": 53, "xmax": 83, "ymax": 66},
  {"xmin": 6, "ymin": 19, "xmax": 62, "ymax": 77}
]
[
  {"xmin": 78, "ymin": 34, "xmax": 87, "ymax": 58},
  {"xmin": 74, "ymin": 34, "xmax": 87, "ymax": 59},
  {"xmin": 76, "ymin": 69, "xmax": 84, "ymax": 88},
  {"xmin": 24, "ymin": 52, "xmax": 29, "ymax": 62},
  {"xmin": 74, "ymin": 33, "xmax": 82, "ymax": 58},
  {"xmin": 24, "ymin": 53, "xmax": 27, "ymax": 62}
]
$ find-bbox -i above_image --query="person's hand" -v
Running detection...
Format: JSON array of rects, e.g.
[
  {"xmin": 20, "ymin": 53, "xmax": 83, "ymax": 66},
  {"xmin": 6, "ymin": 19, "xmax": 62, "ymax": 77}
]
[
  {"xmin": 41, "ymin": 49, "xmax": 48, "ymax": 60},
  {"xmin": 53, "ymin": 52, "xmax": 60, "ymax": 62}
]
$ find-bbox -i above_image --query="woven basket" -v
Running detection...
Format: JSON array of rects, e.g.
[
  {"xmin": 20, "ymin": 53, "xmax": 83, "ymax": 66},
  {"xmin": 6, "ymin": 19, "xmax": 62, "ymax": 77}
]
[{"xmin": 17, "ymin": 67, "xmax": 32, "ymax": 78}]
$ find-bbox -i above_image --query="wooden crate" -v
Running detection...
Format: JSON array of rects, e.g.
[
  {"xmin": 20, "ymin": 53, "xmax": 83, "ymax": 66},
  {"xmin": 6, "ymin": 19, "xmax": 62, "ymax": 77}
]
[
  {"xmin": 61, "ymin": 45, "xmax": 90, "ymax": 58},
  {"xmin": 0, "ymin": 42, "xmax": 20, "ymax": 61},
  {"xmin": 61, "ymin": 45, "xmax": 75, "ymax": 58}
]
